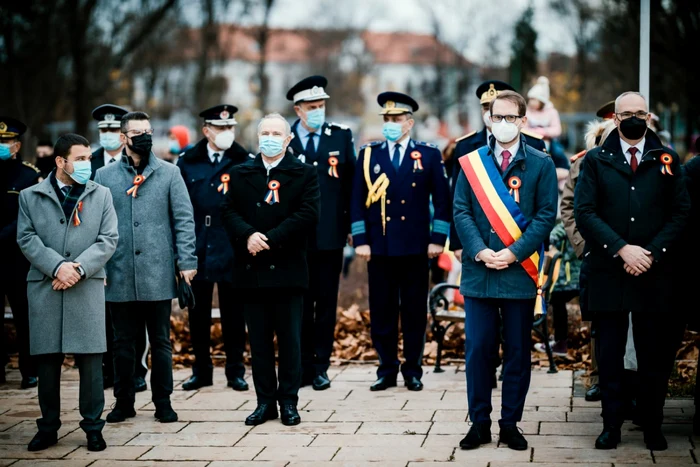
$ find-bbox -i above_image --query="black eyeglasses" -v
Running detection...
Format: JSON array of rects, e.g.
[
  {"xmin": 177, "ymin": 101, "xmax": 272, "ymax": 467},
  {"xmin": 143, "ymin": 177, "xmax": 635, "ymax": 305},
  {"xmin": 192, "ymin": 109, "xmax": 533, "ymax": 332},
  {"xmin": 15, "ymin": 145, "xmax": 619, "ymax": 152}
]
[
  {"xmin": 616, "ymin": 111, "xmax": 648, "ymax": 120},
  {"xmin": 123, "ymin": 129, "xmax": 154, "ymax": 137},
  {"xmin": 490, "ymin": 114, "xmax": 523, "ymax": 123}
]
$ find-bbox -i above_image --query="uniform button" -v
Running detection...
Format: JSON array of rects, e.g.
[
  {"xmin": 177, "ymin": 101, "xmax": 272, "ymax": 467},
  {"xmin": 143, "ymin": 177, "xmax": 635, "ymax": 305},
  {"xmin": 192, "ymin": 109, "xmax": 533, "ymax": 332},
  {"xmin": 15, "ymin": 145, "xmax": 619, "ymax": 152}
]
[
  {"xmin": 401, "ymin": 200, "xmax": 406, "ymax": 204},
  {"xmin": 134, "ymin": 222, "xmax": 139, "ymax": 227},
  {"xmin": 631, "ymin": 187, "xmax": 635, "ymax": 190},
  {"xmin": 60, "ymin": 219, "xmax": 65, "ymax": 224},
  {"xmin": 313, "ymin": 161, "xmax": 318, "ymax": 166},
  {"xmin": 412, "ymin": 183, "xmax": 416, "ymax": 187},
  {"xmin": 207, "ymin": 244, "xmax": 211, "ymax": 248},
  {"xmin": 386, "ymin": 199, "xmax": 391, "ymax": 205},
  {"xmin": 246, "ymin": 264, "xmax": 251, "ymax": 270},
  {"xmin": 662, "ymin": 248, "xmax": 667, "ymax": 252},
  {"xmin": 135, "ymin": 250, "xmax": 141, "ymax": 255},
  {"xmin": 604, "ymin": 244, "xmax": 608, "ymax": 249},
  {"xmin": 257, "ymin": 202, "xmax": 261, "ymax": 207},
  {"xmin": 270, "ymin": 265, "xmax": 275, "ymax": 270},
  {"xmin": 631, "ymin": 217, "xmax": 635, "ymax": 222},
  {"xmin": 191, "ymin": 179, "xmax": 195, "ymax": 182},
  {"xmin": 65, "ymin": 252, "xmax": 71, "ymax": 257},
  {"xmin": 210, "ymin": 183, "xmax": 214, "ymax": 187},
  {"xmin": 387, "ymin": 217, "xmax": 391, "ymax": 221},
  {"xmin": 491, "ymin": 228, "xmax": 496, "ymax": 234},
  {"xmin": 401, "ymin": 216, "xmax": 406, "ymax": 221}
]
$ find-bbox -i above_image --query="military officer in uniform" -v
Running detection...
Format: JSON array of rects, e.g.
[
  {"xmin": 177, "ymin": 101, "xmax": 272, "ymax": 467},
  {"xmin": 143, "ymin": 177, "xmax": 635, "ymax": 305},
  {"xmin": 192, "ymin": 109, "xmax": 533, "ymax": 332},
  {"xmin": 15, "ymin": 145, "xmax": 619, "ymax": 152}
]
[
  {"xmin": 0, "ymin": 117, "xmax": 40, "ymax": 388},
  {"xmin": 177, "ymin": 105, "xmax": 251, "ymax": 391},
  {"xmin": 90, "ymin": 104, "xmax": 148, "ymax": 391},
  {"xmin": 286, "ymin": 76, "xmax": 356, "ymax": 390},
  {"xmin": 351, "ymin": 92, "xmax": 451, "ymax": 392}
]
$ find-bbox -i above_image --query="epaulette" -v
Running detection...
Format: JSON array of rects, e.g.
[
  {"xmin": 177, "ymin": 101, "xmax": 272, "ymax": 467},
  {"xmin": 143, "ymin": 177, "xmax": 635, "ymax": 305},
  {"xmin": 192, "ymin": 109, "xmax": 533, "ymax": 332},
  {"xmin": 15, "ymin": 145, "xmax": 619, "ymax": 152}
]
[
  {"xmin": 455, "ymin": 130, "xmax": 477, "ymax": 142},
  {"xmin": 570, "ymin": 150, "xmax": 586, "ymax": 163},
  {"xmin": 414, "ymin": 140, "xmax": 438, "ymax": 149},
  {"xmin": 329, "ymin": 122, "xmax": 350, "ymax": 130},
  {"xmin": 22, "ymin": 161, "xmax": 41, "ymax": 174},
  {"xmin": 360, "ymin": 140, "xmax": 382, "ymax": 150},
  {"xmin": 521, "ymin": 129, "xmax": 544, "ymax": 140}
]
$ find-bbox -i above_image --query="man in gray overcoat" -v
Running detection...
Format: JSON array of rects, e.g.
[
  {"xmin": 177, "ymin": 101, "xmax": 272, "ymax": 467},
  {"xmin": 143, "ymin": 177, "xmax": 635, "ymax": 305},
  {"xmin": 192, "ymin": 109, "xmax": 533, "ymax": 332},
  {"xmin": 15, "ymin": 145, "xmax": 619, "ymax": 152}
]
[
  {"xmin": 17, "ymin": 134, "xmax": 118, "ymax": 452},
  {"xmin": 94, "ymin": 111, "xmax": 197, "ymax": 424}
]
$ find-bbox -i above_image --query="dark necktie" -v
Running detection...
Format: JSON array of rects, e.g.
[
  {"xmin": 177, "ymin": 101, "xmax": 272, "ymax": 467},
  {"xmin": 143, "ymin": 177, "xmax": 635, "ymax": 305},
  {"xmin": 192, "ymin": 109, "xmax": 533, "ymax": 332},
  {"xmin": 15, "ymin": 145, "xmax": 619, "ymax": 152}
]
[
  {"xmin": 392, "ymin": 144, "xmax": 401, "ymax": 172},
  {"xmin": 305, "ymin": 133, "xmax": 317, "ymax": 160},
  {"xmin": 109, "ymin": 157, "xmax": 116, "ymax": 164},
  {"xmin": 628, "ymin": 147, "xmax": 638, "ymax": 172},
  {"xmin": 501, "ymin": 150, "xmax": 512, "ymax": 172},
  {"xmin": 213, "ymin": 153, "xmax": 220, "ymax": 166}
]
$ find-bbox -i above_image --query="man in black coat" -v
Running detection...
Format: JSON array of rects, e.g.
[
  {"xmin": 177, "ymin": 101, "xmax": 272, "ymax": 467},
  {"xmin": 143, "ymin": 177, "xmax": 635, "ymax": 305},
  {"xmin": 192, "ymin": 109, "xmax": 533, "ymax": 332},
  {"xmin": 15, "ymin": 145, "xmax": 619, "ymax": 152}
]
[
  {"xmin": 575, "ymin": 91, "xmax": 690, "ymax": 451},
  {"xmin": 286, "ymin": 75, "xmax": 356, "ymax": 390},
  {"xmin": 178, "ymin": 104, "xmax": 253, "ymax": 392},
  {"xmin": 221, "ymin": 113, "xmax": 320, "ymax": 427}
]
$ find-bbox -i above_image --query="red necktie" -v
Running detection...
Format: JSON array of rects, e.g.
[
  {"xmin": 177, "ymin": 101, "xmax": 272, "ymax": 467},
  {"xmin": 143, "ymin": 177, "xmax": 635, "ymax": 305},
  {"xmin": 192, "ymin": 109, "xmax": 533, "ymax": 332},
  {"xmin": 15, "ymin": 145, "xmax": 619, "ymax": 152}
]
[
  {"xmin": 501, "ymin": 150, "xmax": 511, "ymax": 172},
  {"xmin": 629, "ymin": 147, "xmax": 638, "ymax": 172}
]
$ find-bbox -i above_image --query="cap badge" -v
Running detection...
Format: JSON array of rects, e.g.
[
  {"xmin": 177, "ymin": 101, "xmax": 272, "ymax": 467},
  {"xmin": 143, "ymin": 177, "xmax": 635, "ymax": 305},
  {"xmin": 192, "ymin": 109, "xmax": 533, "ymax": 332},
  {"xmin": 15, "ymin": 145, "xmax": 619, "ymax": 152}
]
[
  {"xmin": 386, "ymin": 101, "xmax": 395, "ymax": 109},
  {"xmin": 104, "ymin": 114, "xmax": 115, "ymax": 122},
  {"xmin": 220, "ymin": 109, "xmax": 230, "ymax": 120},
  {"xmin": 0, "ymin": 122, "xmax": 6, "ymax": 133},
  {"xmin": 487, "ymin": 84, "xmax": 497, "ymax": 98},
  {"xmin": 311, "ymin": 86, "xmax": 323, "ymax": 96}
]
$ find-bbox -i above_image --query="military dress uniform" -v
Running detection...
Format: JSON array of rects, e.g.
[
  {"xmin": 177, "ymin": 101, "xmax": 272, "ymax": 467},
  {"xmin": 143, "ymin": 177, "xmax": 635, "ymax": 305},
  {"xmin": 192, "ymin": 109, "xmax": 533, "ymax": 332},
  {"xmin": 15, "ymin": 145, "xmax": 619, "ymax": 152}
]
[
  {"xmin": 351, "ymin": 93, "xmax": 451, "ymax": 391},
  {"xmin": 177, "ymin": 105, "xmax": 251, "ymax": 391},
  {"xmin": 90, "ymin": 105, "xmax": 130, "ymax": 178},
  {"xmin": 0, "ymin": 117, "xmax": 39, "ymax": 387},
  {"xmin": 286, "ymin": 76, "xmax": 356, "ymax": 389}
]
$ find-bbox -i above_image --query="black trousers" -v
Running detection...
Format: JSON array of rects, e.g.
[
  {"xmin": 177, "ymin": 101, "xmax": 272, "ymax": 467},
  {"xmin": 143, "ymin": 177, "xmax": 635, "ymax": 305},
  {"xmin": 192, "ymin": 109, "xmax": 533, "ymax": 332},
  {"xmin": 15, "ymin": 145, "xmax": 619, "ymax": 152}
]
[
  {"xmin": 0, "ymin": 277, "xmax": 36, "ymax": 378},
  {"xmin": 597, "ymin": 312, "xmax": 684, "ymax": 428},
  {"xmin": 189, "ymin": 281, "xmax": 246, "ymax": 380},
  {"xmin": 550, "ymin": 290, "xmax": 579, "ymax": 343},
  {"xmin": 244, "ymin": 291, "xmax": 302, "ymax": 405},
  {"xmin": 110, "ymin": 300, "xmax": 173, "ymax": 407},
  {"xmin": 302, "ymin": 249, "xmax": 343, "ymax": 377},
  {"xmin": 104, "ymin": 303, "xmax": 148, "ymax": 381},
  {"xmin": 37, "ymin": 353, "xmax": 104, "ymax": 434},
  {"xmin": 367, "ymin": 255, "xmax": 428, "ymax": 379}
]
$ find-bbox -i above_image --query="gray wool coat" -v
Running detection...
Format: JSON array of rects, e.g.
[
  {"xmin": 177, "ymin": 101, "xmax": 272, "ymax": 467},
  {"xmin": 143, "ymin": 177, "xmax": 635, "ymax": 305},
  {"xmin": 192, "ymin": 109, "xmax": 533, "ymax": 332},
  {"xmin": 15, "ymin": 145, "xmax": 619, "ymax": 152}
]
[
  {"xmin": 94, "ymin": 154, "xmax": 197, "ymax": 302},
  {"xmin": 16, "ymin": 178, "xmax": 118, "ymax": 355}
]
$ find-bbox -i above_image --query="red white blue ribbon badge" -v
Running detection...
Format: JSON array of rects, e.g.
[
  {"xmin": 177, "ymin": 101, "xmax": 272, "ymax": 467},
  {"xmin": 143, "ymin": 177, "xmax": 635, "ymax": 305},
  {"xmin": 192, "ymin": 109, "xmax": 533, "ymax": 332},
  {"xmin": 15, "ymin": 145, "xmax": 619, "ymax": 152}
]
[
  {"xmin": 264, "ymin": 180, "xmax": 280, "ymax": 204},
  {"xmin": 126, "ymin": 175, "xmax": 145, "ymax": 198},
  {"xmin": 410, "ymin": 151, "xmax": 423, "ymax": 172},
  {"xmin": 73, "ymin": 201, "xmax": 83, "ymax": 227},
  {"xmin": 508, "ymin": 176, "xmax": 522, "ymax": 203},
  {"xmin": 218, "ymin": 173, "xmax": 230, "ymax": 194},
  {"xmin": 660, "ymin": 153, "xmax": 674, "ymax": 175},
  {"xmin": 328, "ymin": 156, "xmax": 339, "ymax": 178}
]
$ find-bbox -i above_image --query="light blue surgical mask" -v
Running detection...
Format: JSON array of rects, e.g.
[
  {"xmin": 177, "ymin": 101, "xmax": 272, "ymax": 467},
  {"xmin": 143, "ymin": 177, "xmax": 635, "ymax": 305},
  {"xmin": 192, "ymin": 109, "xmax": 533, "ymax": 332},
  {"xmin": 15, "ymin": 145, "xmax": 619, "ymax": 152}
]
[
  {"xmin": 0, "ymin": 143, "xmax": 12, "ymax": 161},
  {"xmin": 305, "ymin": 108, "xmax": 325, "ymax": 130},
  {"xmin": 382, "ymin": 122, "xmax": 404, "ymax": 142},
  {"xmin": 169, "ymin": 140, "xmax": 181, "ymax": 154},
  {"xmin": 64, "ymin": 160, "xmax": 92, "ymax": 185},
  {"xmin": 99, "ymin": 132, "xmax": 122, "ymax": 151},
  {"xmin": 259, "ymin": 136, "xmax": 285, "ymax": 157}
]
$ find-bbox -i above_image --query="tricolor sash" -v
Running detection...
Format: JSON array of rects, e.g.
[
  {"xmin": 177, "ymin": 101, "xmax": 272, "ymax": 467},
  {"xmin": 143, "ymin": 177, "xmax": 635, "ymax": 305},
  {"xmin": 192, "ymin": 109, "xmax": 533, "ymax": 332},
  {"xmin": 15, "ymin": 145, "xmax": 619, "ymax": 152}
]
[{"xmin": 459, "ymin": 146, "xmax": 546, "ymax": 315}]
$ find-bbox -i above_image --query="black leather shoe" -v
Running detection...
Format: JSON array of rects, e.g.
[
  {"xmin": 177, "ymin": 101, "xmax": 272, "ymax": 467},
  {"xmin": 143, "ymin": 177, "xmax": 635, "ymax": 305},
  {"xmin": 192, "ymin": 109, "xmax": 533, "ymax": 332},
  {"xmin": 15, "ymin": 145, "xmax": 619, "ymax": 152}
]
[
  {"xmin": 459, "ymin": 423, "xmax": 491, "ymax": 450},
  {"xmin": 280, "ymin": 404, "xmax": 301, "ymax": 426},
  {"xmin": 21, "ymin": 376, "xmax": 38, "ymax": 389},
  {"xmin": 154, "ymin": 404, "xmax": 178, "ymax": 423},
  {"xmin": 227, "ymin": 377, "xmax": 249, "ymax": 391},
  {"xmin": 312, "ymin": 372, "xmax": 331, "ymax": 391},
  {"xmin": 27, "ymin": 431, "xmax": 58, "ymax": 451},
  {"xmin": 404, "ymin": 376, "xmax": 423, "ymax": 391},
  {"xmin": 245, "ymin": 403, "xmax": 278, "ymax": 426},
  {"xmin": 134, "ymin": 376, "xmax": 147, "ymax": 393},
  {"xmin": 370, "ymin": 376, "xmax": 397, "ymax": 391},
  {"xmin": 106, "ymin": 404, "xmax": 136, "ymax": 423},
  {"xmin": 86, "ymin": 431, "xmax": 107, "ymax": 452},
  {"xmin": 585, "ymin": 384, "xmax": 601, "ymax": 402},
  {"xmin": 595, "ymin": 426, "xmax": 621, "ymax": 450},
  {"xmin": 644, "ymin": 427, "xmax": 667, "ymax": 451},
  {"xmin": 182, "ymin": 375, "xmax": 213, "ymax": 391},
  {"xmin": 499, "ymin": 425, "xmax": 528, "ymax": 451}
]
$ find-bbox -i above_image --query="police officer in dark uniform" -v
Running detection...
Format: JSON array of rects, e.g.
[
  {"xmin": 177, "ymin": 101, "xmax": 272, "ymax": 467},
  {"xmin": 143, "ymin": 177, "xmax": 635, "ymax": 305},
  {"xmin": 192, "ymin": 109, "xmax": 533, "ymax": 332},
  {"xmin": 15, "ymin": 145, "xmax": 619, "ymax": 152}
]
[
  {"xmin": 177, "ymin": 105, "xmax": 251, "ymax": 391},
  {"xmin": 89, "ymin": 104, "xmax": 148, "ymax": 391},
  {"xmin": 0, "ymin": 117, "xmax": 39, "ymax": 388},
  {"xmin": 351, "ymin": 92, "xmax": 451, "ymax": 392},
  {"xmin": 286, "ymin": 76, "xmax": 356, "ymax": 391}
]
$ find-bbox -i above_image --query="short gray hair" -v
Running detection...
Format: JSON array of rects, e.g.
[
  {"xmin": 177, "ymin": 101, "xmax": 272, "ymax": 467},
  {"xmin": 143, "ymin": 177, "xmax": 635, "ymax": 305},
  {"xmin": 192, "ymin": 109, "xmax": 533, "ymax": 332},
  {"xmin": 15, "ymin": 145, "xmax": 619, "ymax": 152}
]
[
  {"xmin": 257, "ymin": 113, "xmax": 291, "ymax": 136},
  {"xmin": 614, "ymin": 92, "xmax": 647, "ymax": 112}
]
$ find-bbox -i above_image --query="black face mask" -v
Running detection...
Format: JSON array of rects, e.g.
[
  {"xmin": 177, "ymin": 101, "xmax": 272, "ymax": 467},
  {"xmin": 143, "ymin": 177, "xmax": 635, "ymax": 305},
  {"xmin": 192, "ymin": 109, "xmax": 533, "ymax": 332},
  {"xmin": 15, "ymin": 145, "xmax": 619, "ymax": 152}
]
[
  {"xmin": 618, "ymin": 117, "xmax": 648, "ymax": 140},
  {"xmin": 128, "ymin": 133, "xmax": 153, "ymax": 158}
]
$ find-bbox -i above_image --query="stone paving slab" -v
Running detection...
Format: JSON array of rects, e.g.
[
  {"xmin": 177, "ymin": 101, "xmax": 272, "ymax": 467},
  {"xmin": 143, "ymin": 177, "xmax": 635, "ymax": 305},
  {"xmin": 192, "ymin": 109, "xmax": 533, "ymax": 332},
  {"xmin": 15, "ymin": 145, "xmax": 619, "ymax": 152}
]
[{"xmin": 0, "ymin": 365, "xmax": 696, "ymax": 465}]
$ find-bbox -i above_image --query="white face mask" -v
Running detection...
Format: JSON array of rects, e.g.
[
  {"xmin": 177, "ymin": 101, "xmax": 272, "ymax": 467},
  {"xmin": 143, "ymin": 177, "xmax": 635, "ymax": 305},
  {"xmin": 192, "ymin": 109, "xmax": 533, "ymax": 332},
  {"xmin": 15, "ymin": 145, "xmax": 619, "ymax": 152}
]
[
  {"xmin": 482, "ymin": 111, "xmax": 492, "ymax": 129},
  {"xmin": 491, "ymin": 120, "xmax": 520, "ymax": 144},
  {"xmin": 214, "ymin": 130, "xmax": 235, "ymax": 151}
]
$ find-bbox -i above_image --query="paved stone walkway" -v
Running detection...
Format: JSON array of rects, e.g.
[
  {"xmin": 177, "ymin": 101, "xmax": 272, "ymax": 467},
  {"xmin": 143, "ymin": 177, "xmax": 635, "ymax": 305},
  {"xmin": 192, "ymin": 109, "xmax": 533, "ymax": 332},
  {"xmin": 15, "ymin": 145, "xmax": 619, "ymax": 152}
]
[{"xmin": 0, "ymin": 365, "xmax": 696, "ymax": 466}]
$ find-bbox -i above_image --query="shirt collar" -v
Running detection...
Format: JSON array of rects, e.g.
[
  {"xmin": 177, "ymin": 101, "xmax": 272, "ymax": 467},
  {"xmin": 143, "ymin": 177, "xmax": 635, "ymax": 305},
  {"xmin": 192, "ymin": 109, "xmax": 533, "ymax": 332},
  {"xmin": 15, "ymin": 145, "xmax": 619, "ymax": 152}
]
[
  {"xmin": 494, "ymin": 139, "xmax": 520, "ymax": 160},
  {"xmin": 296, "ymin": 122, "xmax": 317, "ymax": 140},
  {"xmin": 206, "ymin": 143, "xmax": 221, "ymax": 163},
  {"xmin": 619, "ymin": 137, "xmax": 645, "ymax": 156},
  {"xmin": 55, "ymin": 174, "xmax": 69, "ymax": 190},
  {"xmin": 263, "ymin": 154, "xmax": 285, "ymax": 171}
]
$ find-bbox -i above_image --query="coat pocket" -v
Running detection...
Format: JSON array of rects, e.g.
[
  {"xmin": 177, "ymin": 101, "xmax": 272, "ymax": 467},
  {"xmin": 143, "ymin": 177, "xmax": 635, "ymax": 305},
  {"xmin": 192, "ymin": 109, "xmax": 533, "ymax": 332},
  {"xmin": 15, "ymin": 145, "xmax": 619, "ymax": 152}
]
[{"xmin": 26, "ymin": 268, "xmax": 47, "ymax": 282}]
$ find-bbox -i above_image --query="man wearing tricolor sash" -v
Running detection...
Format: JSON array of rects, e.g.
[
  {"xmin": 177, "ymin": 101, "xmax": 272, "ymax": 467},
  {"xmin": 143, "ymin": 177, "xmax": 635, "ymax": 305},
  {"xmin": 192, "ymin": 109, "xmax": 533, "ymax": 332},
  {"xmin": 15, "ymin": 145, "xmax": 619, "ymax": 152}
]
[{"xmin": 453, "ymin": 91, "xmax": 557, "ymax": 451}]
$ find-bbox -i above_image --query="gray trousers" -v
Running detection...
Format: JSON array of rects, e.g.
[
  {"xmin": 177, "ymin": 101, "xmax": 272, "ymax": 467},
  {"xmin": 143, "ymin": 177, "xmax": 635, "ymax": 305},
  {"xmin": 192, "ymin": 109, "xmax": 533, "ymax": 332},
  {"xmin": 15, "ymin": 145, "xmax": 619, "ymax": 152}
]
[{"xmin": 37, "ymin": 353, "xmax": 105, "ymax": 434}]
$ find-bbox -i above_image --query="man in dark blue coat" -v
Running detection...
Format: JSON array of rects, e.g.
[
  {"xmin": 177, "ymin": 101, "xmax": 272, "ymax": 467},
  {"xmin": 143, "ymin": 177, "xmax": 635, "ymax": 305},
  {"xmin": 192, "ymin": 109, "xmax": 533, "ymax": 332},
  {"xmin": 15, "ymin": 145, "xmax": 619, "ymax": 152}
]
[
  {"xmin": 286, "ymin": 76, "xmax": 356, "ymax": 390},
  {"xmin": 177, "ymin": 105, "xmax": 252, "ymax": 391},
  {"xmin": 453, "ymin": 91, "xmax": 557, "ymax": 451},
  {"xmin": 351, "ymin": 92, "xmax": 451, "ymax": 392}
]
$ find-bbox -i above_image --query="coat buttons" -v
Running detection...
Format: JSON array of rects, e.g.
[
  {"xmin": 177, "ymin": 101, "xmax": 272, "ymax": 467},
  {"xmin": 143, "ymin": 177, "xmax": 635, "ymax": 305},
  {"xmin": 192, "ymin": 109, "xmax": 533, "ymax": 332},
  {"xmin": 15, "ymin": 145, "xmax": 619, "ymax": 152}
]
[
  {"xmin": 135, "ymin": 250, "xmax": 141, "ymax": 255},
  {"xmin": 401, "ymin": 200, "xmax": 406, "ymax": 204},
  {"xmin": 257, "ymin": 202, "xmax": 261, "ymax": 207},
  {"xmin": 246, "ymin": 264, "xmax": 251, "ymax": 270},
  {"xmin": 631, "ymin": 217, "xmax": 635, "ymax": 222},
  {"xmin": 491, "ymin": 228, "xmax": 496, "ymax": 234},
  {"xmin": 210, "ymin": 183, "xmax": 214, "ymax": 187},
  {"xmin": 604, "ymin": 244, "xmax": 608, "ymax": 248},
  {"xmin": 662, "ymin": 248, "xmax": 667, "ymax": 252},
  {"xmin": 412, "ymin": 183, "xmax": 416, "ymax": 187},
  {"xmin": 134, "ymin": 222, "xmax": 139, "ymax": 227},
  {"xmin": 313, "ymin": 161, "xmax": 318, "ymax": 166},
  {"xmin": 386, "ymin": 217, "xmax": 391, "ymax": 222},
  {"xmin": 270, "ymin": 265, "xmax": 275, "ymax": 270},
  {"xmin": 386, "ymin": 199, "xmax": 391, "ymax": 204},
  {"xmin": 631, "ymin": 187, "xmax": 635, "ymax": 190},
  {"xmin": 401, "ymin": 216, "xmax": 406, "ymax": 221},
  {"xmin": 65, "ymin": 252, "xmax": 71, "ymax": 257},
  {"xmin": 60, "ymin": 219, "xmax": 65, "ymax": 224}
]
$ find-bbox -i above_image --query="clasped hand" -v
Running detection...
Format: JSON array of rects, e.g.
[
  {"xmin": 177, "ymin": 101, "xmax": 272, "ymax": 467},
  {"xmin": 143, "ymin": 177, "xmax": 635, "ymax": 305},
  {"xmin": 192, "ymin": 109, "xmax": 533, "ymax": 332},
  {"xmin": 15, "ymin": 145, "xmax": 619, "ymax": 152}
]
[
  {"xmin": 477, "ymin": 248, "xmax": 517, "ymax": 270},
  {"xmin": 52, "ymin": 262, "xmax": 82, "ymax": 290},
  {"xmin": 619, "ymin": 245, "xmax": 653, "ymax": 276},
  {"xmin": 247, "ymin": 232, "xmax": 270, "ymax": 256}
]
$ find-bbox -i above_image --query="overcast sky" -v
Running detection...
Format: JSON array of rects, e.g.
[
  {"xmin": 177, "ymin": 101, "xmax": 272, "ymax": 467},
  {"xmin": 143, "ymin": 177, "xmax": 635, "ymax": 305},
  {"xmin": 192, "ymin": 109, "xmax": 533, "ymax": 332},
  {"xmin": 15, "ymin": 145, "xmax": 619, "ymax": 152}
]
[{"xmin": 182, "ymin": 0, "xmax": 579, "ymax": 66}]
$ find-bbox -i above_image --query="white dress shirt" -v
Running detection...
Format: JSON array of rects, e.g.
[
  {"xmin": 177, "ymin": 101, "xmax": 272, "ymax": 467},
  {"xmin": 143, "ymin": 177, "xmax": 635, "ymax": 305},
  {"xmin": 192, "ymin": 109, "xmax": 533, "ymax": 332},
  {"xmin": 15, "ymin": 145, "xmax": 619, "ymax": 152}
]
[
  {"xmin": 619, "ymin": 137, "xmax": 645, "ymax": 166},
  {"xmin": 263, "ymin": 154, "xmax": 285, "ymax": 175},
  {"xmin": 104, "ymin": 151, "xmax": 119, "ymax": 166},
  {"xmin": 494, "ymin": 139, "xmax": 521, "ymax": 168},
  {"xmin": 390, "ymin": 140, "xmax": 408, "ymax": 166},
  {"xmin": 56, "ymin": 176, "xmax": 69, "ymax": 192},
  {"xmin": 207, "ymin": 144, "xmax": 223, "ymax": 164}
]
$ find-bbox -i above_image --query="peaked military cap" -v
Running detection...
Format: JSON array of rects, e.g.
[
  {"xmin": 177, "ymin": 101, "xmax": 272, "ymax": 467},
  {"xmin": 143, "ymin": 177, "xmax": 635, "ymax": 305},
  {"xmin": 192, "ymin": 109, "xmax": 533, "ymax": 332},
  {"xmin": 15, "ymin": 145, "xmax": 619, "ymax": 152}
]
[
  {"xmin": 92, "ymin": 104, "xmax": 129, "ymax": 129},
  {"xmin": 286, "ymin": 75, "xmax": 330, "ymax": 103},
  {"xmin": 377, "ymin": 92, "xmax": 419, "ymax": 115},
  {"xmin": 0, "ymin": 116, "xmax": 27, "ymax": 140},
  {"xmin": 199, "ymin": 104, "xmax": 238, "ymax": 126},
  {"xmin": 596, "ymin": 100, "xmax": 615, "ymax": 120},
  {"xmin": 475, "ymin": 80, "xmax": 515, "ymax": 104}
]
